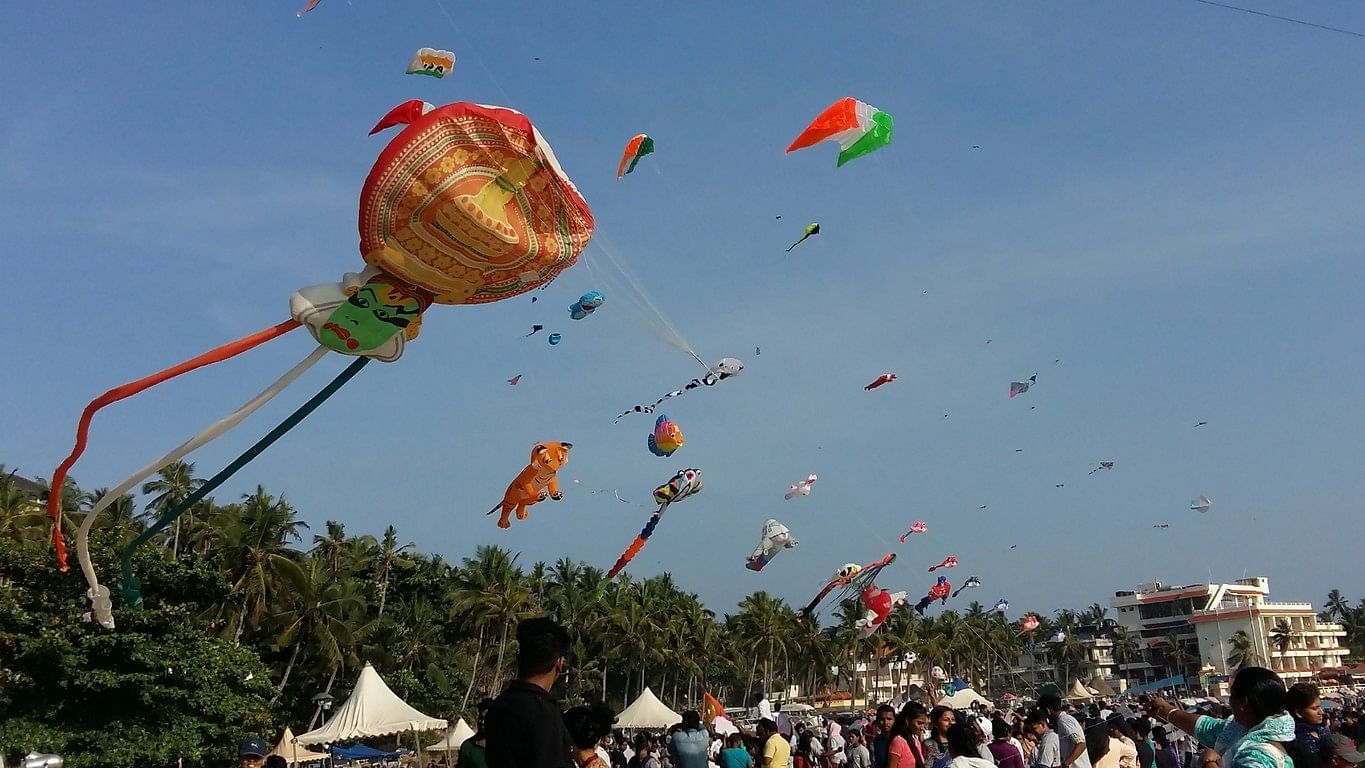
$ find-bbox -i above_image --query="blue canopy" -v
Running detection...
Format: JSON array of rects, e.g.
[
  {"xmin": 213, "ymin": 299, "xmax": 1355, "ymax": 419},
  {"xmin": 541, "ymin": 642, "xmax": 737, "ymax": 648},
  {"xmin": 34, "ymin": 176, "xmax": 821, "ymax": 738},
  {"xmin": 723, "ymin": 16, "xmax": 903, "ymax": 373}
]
[
  {"xmin": 331, "ymin": 743, "xmax": 401, "ymax": 761},
  {"xmin": 1124, "ymin": 675, "xmax": 1186, "ymax": 696}
]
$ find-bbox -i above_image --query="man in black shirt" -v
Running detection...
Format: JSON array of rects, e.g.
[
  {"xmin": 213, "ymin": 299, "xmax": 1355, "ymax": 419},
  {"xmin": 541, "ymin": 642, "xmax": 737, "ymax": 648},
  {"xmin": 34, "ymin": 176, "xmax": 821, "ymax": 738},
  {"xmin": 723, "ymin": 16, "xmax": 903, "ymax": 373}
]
[{"xmin": 486, "ymin": 616, "xmax": 575, "ymax": 768}]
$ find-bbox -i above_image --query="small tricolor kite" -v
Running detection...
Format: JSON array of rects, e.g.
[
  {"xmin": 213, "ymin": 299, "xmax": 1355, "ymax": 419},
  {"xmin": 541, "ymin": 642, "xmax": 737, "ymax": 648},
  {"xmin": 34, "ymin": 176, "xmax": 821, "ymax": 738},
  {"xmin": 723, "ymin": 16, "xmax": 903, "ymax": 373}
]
[
  {"xmin": 928, "ymin": 555, "xmax": 957, "ymax": 572},
  {"xmin": 786, "ymin": 97, "xmax": 894, "ymax": 168},
  {"xmin": 1009, "ymin": 374, "xmax": 1037, "ymax": 398},
  {"xmin": 898, "ymin": 520, "xmax": 927, "ymax": 542},
  {"xmin": 616, "ymin": 134, "xmax": 655, "ymax": 179},
  {"xmin": 865, "ymin": 373, "xmax": 897, "ymax": 391},
  {"xmin": 406, "ymin": 48, "xmax": 456, "ymax": 78},
  {"xmin": 784, "ymin": 473, "xmax": 817, "ymax": 500}
]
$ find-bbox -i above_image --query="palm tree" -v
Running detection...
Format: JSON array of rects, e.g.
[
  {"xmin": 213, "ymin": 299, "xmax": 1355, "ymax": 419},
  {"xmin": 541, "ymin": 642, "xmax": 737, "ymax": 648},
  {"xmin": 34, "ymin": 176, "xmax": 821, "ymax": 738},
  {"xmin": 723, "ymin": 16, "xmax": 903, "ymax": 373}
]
[
  {"xmin": 1113, "ymin": 626, "xmax": 1140, "ymax": 682},
  {"xmin": 1082, "ymin": 603, "xmax": 1108, "ymax": 625},
  {"xmin": 730, "ymin": 591, "xmax": 794, "ymax": 700},
  {"xmin": 272, "ymin": 557, "xmax": 366, "ymax": 693},
  {"xmin": 372, "ymin": 525, "xmax": 414, "ymax": 618},
  {"xmin": 1270, "ymin": 620, "xmax": 1294, "ymax": 656},
  {"xmin": 1326, "ymin": 590, "xmax": 1350, "ymax": 622},
  {"xmin": 1163, "ymin": 634, "xmax": 1190, "ymax": 680},
  {"xmin": 217, "ymin": 486, "xmax": 309, "ymax": 642},
  {"xmin": 311, "ymin": 521, "xmax": 350, "ymax": 577},
  {"xmin": 450, "ymin": 546, "xmax": 533, "ymax": 694},
  {"xmin": 1226, "ymin": 630, "xmax": 1262, "ymax": 670},
  {"xmin": 87, "ymin": 488, "xmax": 144, "ymax": 542},
  {"xmin": 0, "ymin": 471, "xmax": 48, "ymax": 545},
  {"xmin": 140, "ymin": 460, "xmax": 204, "ymax": 556}
]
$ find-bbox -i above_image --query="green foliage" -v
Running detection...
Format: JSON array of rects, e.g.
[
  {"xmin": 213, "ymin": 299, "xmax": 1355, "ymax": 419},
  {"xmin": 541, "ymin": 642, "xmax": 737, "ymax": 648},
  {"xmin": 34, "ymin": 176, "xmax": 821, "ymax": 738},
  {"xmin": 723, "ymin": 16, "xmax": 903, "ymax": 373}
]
[{"xmin": 0, "ymin": 536, "xmax": 275, "ymax": 768}]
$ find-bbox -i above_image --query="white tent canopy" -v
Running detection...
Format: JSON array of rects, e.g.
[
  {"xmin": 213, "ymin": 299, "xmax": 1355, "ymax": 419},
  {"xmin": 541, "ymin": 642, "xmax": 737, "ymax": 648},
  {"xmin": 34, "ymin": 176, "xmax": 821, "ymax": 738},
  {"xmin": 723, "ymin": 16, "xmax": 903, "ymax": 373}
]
[
  {"xmin": 1068, "ymin": 679, "xmax": 1097, "ymax": 701},
  {"xmin": 936, "ymin": 688, "xmax": 991, "ymax": 708},
  {"xmin": 615, "ymin": 687, "xmax": 682, "ymax": 729},
  {"xmin": 271, "ymin": 727, "xmax": 329, "ymax": 765},
  {"xmin": 426, "ymin": 718, "xmax": 476, "ymax": 752},
  {"xmin": 296, "ymin": 662, "xmax": 447, "ymax": 745}
]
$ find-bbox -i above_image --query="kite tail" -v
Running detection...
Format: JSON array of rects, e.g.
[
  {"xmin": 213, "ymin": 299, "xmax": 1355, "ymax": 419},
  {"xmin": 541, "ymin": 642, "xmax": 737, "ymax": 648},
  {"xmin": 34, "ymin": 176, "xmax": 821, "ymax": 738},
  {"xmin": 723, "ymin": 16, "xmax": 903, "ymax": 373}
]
[
  {"xmin": 605, "ymin": 510, "xmax": 663, "ymax": 579},
  {"xmin": 46, "ymin": 319, "xmax": 300, "ymax": 570},
  {"xmin": 117, "ymin": 355, "xmax": 368, "ymax": 609},
  {"xmin": 74, "ymin": 345, "xmax": 329, "ymax": 629}
]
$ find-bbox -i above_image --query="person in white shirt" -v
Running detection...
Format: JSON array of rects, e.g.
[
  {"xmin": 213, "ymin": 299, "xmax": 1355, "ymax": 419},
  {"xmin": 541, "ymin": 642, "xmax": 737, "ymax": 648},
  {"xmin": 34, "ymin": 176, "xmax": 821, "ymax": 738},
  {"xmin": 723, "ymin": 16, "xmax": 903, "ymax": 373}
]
[
  {"xmin": 826, "ymin": 720, "xmax": 848, "ymax": 767},
  {"xmin": 751, "ymin": 694, "xmax": 774, "ymax": 723}
]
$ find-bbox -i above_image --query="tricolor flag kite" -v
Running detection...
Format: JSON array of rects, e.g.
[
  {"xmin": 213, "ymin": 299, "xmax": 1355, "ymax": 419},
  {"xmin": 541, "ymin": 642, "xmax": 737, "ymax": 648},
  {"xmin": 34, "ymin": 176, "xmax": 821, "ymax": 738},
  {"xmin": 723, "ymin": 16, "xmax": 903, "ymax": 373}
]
[
  {"xmin": 616, "ymin": 133, "xmax": 655, "ymax": 179},
  {"xmin": 787, "ymin": 97, "xmax": 894, "ymax": 167}
]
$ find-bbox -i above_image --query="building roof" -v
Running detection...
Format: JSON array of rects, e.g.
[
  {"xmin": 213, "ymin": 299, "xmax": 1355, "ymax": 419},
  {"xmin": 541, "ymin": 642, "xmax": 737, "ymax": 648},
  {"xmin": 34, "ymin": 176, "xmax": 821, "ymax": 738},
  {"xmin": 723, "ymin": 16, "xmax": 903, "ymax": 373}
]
[{"xmin": 6, "ymin": 471, "xmax": 44, "ymax": 497}]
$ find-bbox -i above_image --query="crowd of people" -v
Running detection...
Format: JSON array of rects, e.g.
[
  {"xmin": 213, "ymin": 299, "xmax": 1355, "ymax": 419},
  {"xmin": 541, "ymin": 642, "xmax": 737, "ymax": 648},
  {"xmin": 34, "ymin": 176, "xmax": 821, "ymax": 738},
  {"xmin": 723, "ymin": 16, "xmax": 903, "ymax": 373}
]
[{"xmin": 344, "ymin": 617, "xmax": 1365, "ymax": 768}]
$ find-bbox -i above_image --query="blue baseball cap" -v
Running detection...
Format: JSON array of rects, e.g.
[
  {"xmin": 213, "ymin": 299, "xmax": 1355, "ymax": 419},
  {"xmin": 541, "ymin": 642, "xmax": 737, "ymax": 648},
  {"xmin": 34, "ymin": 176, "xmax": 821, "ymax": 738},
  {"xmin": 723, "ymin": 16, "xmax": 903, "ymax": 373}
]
[{"xmin": 239, "ymin": 738, "xmax": 268, "ymax": 757}]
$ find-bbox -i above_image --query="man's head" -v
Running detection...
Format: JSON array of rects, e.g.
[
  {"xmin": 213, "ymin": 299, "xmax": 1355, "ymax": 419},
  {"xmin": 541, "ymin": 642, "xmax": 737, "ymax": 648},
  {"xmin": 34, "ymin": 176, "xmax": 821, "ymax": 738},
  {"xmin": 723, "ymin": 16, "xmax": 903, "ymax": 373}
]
[
  {"xmin": 239, "ymin": 737, "xmax": 267, "ymax": 768},
  {"xmin": 757, "ymin": 718, "xmax": 778, "ymax": 738},
  {"xmin": 847, "ymin": 729, "xmax": 863, "ymax": 746},
  {"xmin": 515, "ymin": 616, "xmax": 571, "ymax": 683},
  {"xmin": 1037, "ymin": 693, "xmax": 1065, "ymax": 717},
  {"xmin": 682, "ymin": 710, "xmax": 703, "ymax": 730},
  {"xmin": 877, "ymin": 704, "xmax": 897, "ymax": 734},
  {"xmin": 1024, "ymin": 711, "xmax": 1049, "ymax": 737}
]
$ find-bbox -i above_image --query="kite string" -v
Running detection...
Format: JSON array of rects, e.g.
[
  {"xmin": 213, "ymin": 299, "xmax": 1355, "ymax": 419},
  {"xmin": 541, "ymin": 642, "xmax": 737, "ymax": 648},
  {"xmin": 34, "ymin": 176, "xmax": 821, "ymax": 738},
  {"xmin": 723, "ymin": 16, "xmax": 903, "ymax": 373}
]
[
  {"xmin": 117, "ymin": 355, "xmax": 370, "ymax": 608},
  {"xmin": 46, "ymin": 318, "xmax": 300, "ymax": 570},
  {"xmin": 1189, "ymin": 0, "xmax": 1365, "ymax": 38},
  {"xmin": 75, "ymin": 346, "xmax": 330, "ymax": 621},
  {"xmin": 429, "ymin": 0, "xmax": 514, "ymax": 102}
]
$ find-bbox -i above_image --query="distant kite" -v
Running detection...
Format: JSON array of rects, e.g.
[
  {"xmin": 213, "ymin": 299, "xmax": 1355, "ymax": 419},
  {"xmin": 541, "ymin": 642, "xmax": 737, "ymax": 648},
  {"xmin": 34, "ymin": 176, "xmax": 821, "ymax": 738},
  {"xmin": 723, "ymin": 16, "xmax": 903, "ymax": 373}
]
[
  {"xmin": 786, "ymin": 97, "xmax": 893, "ymax": 167},
  {"xmin": 994, "ymin": 598, "xmax": 1010, "ymax": 614},
  {"xmin": 898, "ymin": 520, "xmax": 927, "ymax": 543},
  {"xmin": 524, "ymin": 325, "xmax": 544, "ymax": 337},
  {"xmin": 406, "ymin": 48, "xmax": 456, "ymax": 78},
  {"xmin": 1190, "ymin": 495, "xmax": 1213, "ymax": 513},
  {"xmin": 928, "ymin": 555, "xmax": 957, "ymax": 573},
  {"xmin": 951, "ymin": 575, "xmax": 981, "ymax": 598},
  {"xmin": 1089, "ymin": 461, "xmax": 1115, "ymax": 475},
  {"xmin": 864, "ymin": 373, "xmax": 897, "ymax": 391},
  {"xmin": 784, "ymin": 474, "xmax": 817, "ymax": 500},
  {"xmin": 615, "ymin": 358, "xmax": 744, "ymax": 421},
  {"xmin": 506, "ymin": 375, "xmax": 522, "ymax": 386},
  {"xmin": 1195, "ymin": 421, "xmax": 1209, "ymax": 428},
  {"xmin": 787, "ymin": 223, "xmax": 820, "ymax": 252},
  {"xmin": 616, "ymin": 134, "xmax": 655, "ymax": 179},
  {"xmin": 1009, "ymin": 375, "xmax": 1037, "ymax": 398}
]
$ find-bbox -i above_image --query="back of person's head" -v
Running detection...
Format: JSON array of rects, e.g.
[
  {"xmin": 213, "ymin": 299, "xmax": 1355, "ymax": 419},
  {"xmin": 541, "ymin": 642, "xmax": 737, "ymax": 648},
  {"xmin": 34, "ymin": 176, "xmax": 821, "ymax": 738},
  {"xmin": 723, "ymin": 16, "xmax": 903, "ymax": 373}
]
[
  {"xmin": 515, "ymin": 616, "xmax": 571, "ymax": 678},
  {"xmin": 993, "ymin": 718, "xmax": 1010, "ymax": 739},
  {"xmin": 1038, "ymin": 693, "xmax": 1064, "ymax": 714},
  {"xmin": 264, "ymin": 757, "xmax": 288, "ymax": 768},
  {"xmin": 726, "ymin": 733, "xmax": 743, "ymax": 748},
  {"xmin": 1153, "ymin": 727, "xmax": 1169, "ymax": 747},
  {"xmin": 564, "ymin": 702, "xmax": 618, "ymax": 749},
  {"xmin": 1230, "ymin": 666, "xmax": 1288, "ymax": 721},
  {"xmin": 947, "ymin": 721, "xmax": 981, "ymax": 757},
  {"xmin": 634, "ymin": 733, "xmax": 650, "ymax": 752},
  {"xmin": 1131, "ymin": 718, "xmax": 1151, "ymax": 738},
  {"xmin": 1106, "ymin": 714, "xmax": 1134, "ymax": 740},
  {"xmin": 681, "ymin": 709, "xmax": 703, "ymax": 730}
]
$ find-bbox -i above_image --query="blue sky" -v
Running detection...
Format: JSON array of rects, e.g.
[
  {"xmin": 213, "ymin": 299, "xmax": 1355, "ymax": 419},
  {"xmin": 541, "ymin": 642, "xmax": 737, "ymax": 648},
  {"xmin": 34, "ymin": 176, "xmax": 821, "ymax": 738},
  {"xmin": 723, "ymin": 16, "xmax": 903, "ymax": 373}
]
[{"xmin": 4, "ymin": 2, "xmax": 1364, "ymax": 622}]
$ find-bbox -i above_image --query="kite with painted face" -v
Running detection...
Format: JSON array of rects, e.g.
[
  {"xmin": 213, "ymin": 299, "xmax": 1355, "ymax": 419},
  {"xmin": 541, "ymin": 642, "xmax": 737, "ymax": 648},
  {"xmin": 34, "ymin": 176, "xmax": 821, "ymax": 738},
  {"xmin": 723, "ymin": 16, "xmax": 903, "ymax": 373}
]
[
  {"xmin": 50, "ymin": 99, "xmax": 594, "ymax": 626},
  {"xmin": 746, "ymin": 518, "xmax": 798, "ymax": 572}
]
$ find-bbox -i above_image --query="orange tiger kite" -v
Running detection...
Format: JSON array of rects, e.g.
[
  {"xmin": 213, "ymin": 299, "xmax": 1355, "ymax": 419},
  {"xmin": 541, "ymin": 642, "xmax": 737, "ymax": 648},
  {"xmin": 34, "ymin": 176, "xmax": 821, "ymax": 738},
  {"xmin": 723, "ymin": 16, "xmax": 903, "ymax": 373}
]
[{"xmin": 487, "ymin": 442, "xmax": 572, "ymax": 528}]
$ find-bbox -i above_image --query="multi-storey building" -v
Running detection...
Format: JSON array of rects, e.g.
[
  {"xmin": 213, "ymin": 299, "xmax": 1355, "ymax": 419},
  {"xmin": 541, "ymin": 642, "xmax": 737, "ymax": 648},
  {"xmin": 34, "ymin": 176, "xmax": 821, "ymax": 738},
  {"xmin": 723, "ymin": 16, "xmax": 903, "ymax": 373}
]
[{"xmin": 1111, "ymin": 577, "xmax": 1347, "ymax": 689}]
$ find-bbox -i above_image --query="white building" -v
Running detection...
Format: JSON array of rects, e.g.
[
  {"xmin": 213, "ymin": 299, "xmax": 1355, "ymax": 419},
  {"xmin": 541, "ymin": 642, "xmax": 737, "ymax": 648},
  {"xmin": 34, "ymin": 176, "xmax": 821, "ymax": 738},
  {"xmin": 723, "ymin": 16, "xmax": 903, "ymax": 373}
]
[{"xmin": 1112, "ymin": 577, "xmax": 1347, "ymax": 689}]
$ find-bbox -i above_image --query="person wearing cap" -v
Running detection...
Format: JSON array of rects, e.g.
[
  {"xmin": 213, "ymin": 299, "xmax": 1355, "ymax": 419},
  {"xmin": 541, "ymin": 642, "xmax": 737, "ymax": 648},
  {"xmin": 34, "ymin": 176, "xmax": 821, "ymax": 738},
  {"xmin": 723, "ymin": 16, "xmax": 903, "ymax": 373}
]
[
  {"xmin": 1144, "ymin": 667, "xmax": 1294, "ymax": 768},
  {"xmin": 238, "ymin": 737, "xmax": 267, "ymax": 768},
  {"xmin": 1320, "ymin": 735, "xmax": 1364, "ymax": 768}
]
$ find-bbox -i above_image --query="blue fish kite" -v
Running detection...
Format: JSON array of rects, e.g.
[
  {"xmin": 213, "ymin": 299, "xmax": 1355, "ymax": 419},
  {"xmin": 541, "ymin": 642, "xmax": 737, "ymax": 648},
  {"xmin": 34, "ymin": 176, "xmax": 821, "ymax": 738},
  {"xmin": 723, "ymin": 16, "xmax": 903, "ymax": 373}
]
[{"xmin": 568, "ymin": 291, "xmax": 605, "ymax": 320}]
